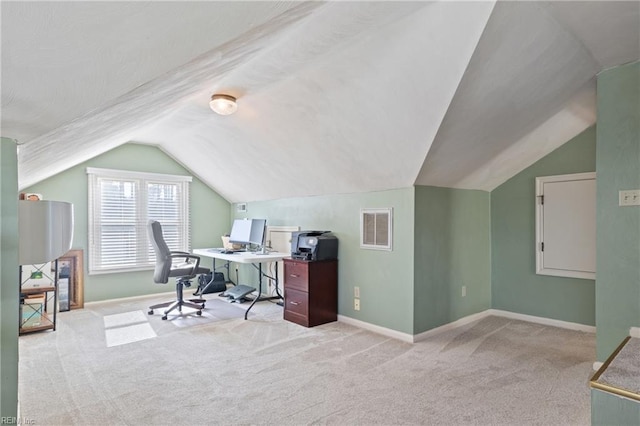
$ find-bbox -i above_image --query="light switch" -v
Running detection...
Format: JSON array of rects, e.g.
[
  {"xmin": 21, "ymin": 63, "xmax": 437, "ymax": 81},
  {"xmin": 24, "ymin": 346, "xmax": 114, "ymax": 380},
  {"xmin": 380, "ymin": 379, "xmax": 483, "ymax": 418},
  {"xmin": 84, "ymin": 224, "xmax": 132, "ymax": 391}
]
[{"xmin": 619, "ymin": 190, "xmax": 640, "ymax": 206}]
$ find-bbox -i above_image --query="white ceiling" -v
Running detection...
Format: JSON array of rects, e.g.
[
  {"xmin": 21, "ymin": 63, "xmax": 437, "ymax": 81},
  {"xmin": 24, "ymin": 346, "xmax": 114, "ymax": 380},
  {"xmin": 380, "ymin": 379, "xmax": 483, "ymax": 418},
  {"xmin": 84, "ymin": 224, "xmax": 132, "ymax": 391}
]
[{"xmin": 2, "ymin": 1, "xmax": 639, "ymax": 202}]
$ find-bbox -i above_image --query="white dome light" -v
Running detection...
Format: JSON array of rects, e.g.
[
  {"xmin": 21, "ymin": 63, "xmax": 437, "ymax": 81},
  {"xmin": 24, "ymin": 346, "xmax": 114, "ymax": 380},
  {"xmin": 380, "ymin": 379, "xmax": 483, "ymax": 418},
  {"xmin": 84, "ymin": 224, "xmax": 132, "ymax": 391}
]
[{"xmin": 209, "ymin": 94, "xmax": 237, "ymax": 115}]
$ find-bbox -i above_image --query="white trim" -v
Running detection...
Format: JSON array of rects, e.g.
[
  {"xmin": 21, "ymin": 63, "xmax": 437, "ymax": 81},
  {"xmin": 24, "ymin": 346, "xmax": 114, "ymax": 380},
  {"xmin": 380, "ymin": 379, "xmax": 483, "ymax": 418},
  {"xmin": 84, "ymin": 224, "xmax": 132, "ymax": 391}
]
[
  {"xmin": 413, "ymin": 310, "xmax": 492, "ymax": 342},
  {"xmin": 487, "ymin": 309, "xmax": 596, "ymax": 333},
  {"xmin": 338, "ymin": 315, "xmax": 413, "ymax": 343},
  {"xmin": 593, "ymin": 361, "xmax": 604, "ymax": 371},
  {"xmin": 265, "ymin": 225, "xmax": 300, "ymax": 250},
  {"xmin": 87, "ymin": 167, "xmax": 191, "ymax": 274},
  {"xmin": 266, "ymin": 225, "xmax": 300, "ymax": 233},
  {"xmin": 340, "ymin": 309, "xmax": 595, "ymax": 344},
  {"xmin": 84, "ymin": 290, "xmax": 178, "ymax": 306},
  {"xmin": 86, "ymin": 167, "xmax": 192, "ymax": 182}
]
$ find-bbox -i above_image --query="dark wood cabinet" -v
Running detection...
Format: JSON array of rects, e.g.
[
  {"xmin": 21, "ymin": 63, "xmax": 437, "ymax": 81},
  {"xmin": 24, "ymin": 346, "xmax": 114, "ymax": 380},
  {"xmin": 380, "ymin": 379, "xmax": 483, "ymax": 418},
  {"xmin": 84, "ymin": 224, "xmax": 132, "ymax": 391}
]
[{"xmin": 283, "ymin": 258, "xmax": 337, "ymax": 327}]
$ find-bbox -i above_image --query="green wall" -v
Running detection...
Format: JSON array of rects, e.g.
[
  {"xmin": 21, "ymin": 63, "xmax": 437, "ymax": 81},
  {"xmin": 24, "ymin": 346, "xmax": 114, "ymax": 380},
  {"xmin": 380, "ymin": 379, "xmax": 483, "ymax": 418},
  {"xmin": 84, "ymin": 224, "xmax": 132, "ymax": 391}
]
[
  {"xmin": 592, "ymin": 390, "xmax": 640, "ymax": 426},
  {"xmin": 414, "ymin": 186, "xmax": 491, "ymax": 334},
  {"xmin": 23, "ymin": 143, "xmax": 230, "ymax": 302},
  {"xmin": 595, "ymin": 61, "xmax": 640, "ymax": 361},
  {"xmin": 491, "ymin": 126, "xmax": 597, "ymax": 325},
  {"xmin": 0, "ymin": 138, "xmax": 19, "ymax": 421},
  {"xmin": 233, "ymin": 188, "xmax": 416, "ymax": 334}
]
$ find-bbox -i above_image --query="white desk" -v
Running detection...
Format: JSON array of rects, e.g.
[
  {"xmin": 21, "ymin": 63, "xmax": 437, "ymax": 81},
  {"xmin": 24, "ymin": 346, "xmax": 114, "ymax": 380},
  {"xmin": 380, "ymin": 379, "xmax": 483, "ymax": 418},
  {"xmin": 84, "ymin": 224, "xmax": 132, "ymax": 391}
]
[{"xmin": 193, "ymin": 248, "xmax": 290, "ymax": 319}]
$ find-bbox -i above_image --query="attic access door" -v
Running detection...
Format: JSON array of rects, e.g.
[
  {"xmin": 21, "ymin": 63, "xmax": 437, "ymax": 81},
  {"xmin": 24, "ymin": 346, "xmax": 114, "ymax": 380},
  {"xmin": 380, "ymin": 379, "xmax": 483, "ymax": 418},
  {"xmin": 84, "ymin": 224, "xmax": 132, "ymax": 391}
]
[{"xmin": 536, "ymin": 172, "xmax": 596, "ymax": 280}]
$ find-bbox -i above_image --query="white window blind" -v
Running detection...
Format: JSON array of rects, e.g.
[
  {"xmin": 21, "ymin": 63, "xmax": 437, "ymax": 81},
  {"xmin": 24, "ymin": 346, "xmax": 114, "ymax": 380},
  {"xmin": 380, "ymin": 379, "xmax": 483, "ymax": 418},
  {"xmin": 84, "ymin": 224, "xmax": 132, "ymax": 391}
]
[
  {"xmin": 360, "ymin": 208, "xmax": 393, "ymax": 251},
  {"xmin": 87, "ymin": 168, "xmax": 191, "ymax": 274}
]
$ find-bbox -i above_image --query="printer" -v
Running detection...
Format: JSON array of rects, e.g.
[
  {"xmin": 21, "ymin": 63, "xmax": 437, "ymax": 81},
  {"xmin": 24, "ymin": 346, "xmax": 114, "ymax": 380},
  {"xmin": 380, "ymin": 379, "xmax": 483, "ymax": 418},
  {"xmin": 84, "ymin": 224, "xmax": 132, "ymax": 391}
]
[{"xmin": 291, "ymin": 231, "xmax": 338, "ymax": 261}]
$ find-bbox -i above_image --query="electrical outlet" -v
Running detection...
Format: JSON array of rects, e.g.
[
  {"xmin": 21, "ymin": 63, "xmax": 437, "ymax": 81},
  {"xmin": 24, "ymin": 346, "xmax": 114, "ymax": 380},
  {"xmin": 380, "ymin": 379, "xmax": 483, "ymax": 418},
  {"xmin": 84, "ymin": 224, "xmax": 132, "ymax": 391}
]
[
  {"xmin": 354, "ymin": 298, "xmax": 360, "ymax": 311},
  {"xmin": 619, "ymin": 190, "xmax": 640, "ymax": 206},
  {"xmin": 354, "ymin": 286, "xmax": 360, "ymax": 298},
  {"xmin": 462, "ymin": 286, "xmax": 467, "ymax": 297}
]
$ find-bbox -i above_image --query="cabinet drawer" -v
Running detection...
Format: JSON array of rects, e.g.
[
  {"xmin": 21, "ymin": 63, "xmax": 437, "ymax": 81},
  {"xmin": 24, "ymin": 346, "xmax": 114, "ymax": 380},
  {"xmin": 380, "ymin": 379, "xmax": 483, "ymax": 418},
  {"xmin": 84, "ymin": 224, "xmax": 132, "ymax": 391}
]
[
  {"xmin": 284, "ymin": 261, "xmax": 309, "ymax": 292},
  {"xmin": 284, "ymin": 288, "xmax": 308, "ymax": 317}
]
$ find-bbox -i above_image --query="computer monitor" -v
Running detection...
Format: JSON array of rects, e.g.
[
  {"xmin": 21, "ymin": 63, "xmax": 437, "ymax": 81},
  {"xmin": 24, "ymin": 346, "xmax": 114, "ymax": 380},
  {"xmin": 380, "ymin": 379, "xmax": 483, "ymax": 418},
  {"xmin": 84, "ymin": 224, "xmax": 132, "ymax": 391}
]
[
  {"xmin": 229, "ymin": 219, "xmax": 252, "ymax": 245},
  {"xmin": 248, "ymin": 219, "xmax": 267, "ymax": 247},
  {"xmin": 229, "ymin": 219, "xmax": 267, "ymax": 249}
]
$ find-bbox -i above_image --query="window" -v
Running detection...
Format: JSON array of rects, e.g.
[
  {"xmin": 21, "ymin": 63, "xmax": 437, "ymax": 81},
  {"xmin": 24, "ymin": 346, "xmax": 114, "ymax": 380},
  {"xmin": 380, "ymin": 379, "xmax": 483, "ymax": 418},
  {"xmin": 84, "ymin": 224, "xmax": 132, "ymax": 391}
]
[
  {"xmin": 360, "ymin": 208, "xmax": 393, "ymax": 250},
  {"xmin": 87, "ymin": 167, "xmax": 191, "ymax": 274}
]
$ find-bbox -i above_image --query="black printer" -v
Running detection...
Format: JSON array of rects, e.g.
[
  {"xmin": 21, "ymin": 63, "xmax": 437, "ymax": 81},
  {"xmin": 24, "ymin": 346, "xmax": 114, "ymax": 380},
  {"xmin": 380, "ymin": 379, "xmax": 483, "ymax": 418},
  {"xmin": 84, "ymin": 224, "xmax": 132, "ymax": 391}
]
[{"xmin": 291, "ymin": 231, "xmax": 338, "ymax": 261}]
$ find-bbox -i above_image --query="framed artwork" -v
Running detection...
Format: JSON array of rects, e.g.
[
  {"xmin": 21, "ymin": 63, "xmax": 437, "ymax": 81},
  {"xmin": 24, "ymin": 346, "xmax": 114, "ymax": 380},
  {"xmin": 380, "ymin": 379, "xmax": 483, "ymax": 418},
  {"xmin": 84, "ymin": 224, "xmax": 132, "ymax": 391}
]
[
  {"xmin": 21, "ymin": 262, "xmax": 53, "ymax": 289},
  {"xmin": 58, "ymin": 249, "xmax": 84, "ymax": 310},
  {"xmin": 19, "ymin": 192, "xmax": 43, "ymax": 201},
  {"xmin": 58, "ymin": 275, "xmax": 70, "ymax": 312}
]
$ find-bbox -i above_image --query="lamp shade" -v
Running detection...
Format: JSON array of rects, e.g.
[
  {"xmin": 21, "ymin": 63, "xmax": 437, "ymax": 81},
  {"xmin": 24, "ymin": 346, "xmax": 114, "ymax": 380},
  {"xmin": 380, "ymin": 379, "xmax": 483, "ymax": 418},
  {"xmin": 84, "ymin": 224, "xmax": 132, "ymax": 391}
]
[
  {"xmin": 209, "ymin": 94, "xmax": 237, "ymax": 115},
  {"xmin": 19, "ymin": 200, "xmax": 74, "ymax": 265}
]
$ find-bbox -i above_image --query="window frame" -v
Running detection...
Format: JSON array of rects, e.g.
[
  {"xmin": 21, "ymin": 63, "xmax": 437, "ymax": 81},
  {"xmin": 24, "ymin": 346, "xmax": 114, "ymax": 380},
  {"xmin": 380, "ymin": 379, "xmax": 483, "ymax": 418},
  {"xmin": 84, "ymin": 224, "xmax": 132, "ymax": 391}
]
[
  {"xmin": 360, "ymin": 207, "xmax": 393, "ymax": 251},
  {"xmin": 87, "ymin": 167, "xmax": 192, "ymax": 275}
]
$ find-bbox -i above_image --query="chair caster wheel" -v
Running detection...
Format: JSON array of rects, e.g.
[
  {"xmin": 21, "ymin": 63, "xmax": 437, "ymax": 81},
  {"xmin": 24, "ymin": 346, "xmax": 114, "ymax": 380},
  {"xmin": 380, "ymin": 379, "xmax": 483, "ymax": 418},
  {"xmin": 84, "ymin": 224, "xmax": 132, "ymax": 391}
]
[
  {"xmin": 197, "ymin": 310, "xmax": 202, "ymax": 316},
  {"xmin": 162, "ymin": 315, "xmax": 167, "ymax": 320},
  {"xmin": 148, "ymin": 310, "xmax": 153, "ymax": 315}
]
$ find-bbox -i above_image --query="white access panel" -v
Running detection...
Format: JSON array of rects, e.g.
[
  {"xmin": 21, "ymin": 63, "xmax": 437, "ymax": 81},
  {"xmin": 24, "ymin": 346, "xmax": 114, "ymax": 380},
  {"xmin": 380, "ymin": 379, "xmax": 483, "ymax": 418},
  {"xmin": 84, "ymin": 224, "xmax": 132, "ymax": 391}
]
[
  {"xmin": 536, "ymin": 172, "xmax": 596, "ymax": 280},
  {"xmin": 265, "ymin": 225, "xmax": 299, "ymax": 296}
]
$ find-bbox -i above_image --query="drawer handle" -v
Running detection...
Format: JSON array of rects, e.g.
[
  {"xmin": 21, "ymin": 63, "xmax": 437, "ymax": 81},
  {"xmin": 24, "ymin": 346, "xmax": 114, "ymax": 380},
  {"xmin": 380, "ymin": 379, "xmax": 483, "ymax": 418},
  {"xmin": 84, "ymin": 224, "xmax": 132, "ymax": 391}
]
[
  {"xmin": 290, "ymin": 301, "xmax": 299, "ymax": 306},
  {"xmin": 290, "ymin": 274, "xmax": 299, "ymax": 278}
]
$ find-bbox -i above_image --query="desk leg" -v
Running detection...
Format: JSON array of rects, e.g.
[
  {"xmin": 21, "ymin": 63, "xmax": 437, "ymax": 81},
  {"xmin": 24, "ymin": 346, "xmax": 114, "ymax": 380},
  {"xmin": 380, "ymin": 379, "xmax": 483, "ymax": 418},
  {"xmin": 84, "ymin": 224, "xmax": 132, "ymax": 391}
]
[
  {"xmin": 196, "ymin": 256, "xmax": 238, "ymax": 298},
  {"xmin": 274, "ymin": 261, "xmax": 283, "ymax": 300},
  {"xmin": 212, "ymin": 258, "xmax": 235, "ymax": 285},
  {"xmin": 206, "ymin": 258, "xmax": 235, "ymax": 292},
  {"xmin": 244, "ymin": 262, "xmax": 263, "ymax": 320},
  {"xmin": 243, "ymin": 261, "xmax": 284, "ymax": 320}
]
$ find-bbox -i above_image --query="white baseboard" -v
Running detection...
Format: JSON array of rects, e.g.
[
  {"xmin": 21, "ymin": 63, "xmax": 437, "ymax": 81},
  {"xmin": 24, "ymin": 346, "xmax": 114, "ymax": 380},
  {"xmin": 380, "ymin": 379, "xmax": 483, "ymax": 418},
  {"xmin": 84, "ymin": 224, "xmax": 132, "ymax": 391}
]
[
  {"xmin": 339, "ymin": 309, "xmax": 596, "ymax": 344},
  {"xmin": 630, "ymin": 327, "xmax": 640, "ymax": 338},
  {"xmin": 488, "ymin": 309, "xmax": 596, "ymax": 333},
  {"xmin": 84, "ymin": 290, "xmax": 176, "ymax": 306},
  {"xmin": 337, "ymin": 315, "xmax": 414, "ymax": 343},
  {"xmin": 413, "ymin": 310, "xmax": 492, "ymax": 343},
  {"xmin": 340, "ymin": 311, "xmax": 493, "ymax": 343}
]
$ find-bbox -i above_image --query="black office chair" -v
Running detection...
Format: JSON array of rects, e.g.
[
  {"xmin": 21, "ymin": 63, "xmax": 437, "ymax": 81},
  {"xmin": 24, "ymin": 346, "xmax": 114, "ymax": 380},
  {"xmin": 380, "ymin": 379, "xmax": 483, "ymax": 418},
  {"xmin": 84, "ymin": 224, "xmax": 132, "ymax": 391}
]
[{"xmin": 147, "ymin": 220, "xmax": 210, "ymax": 320}]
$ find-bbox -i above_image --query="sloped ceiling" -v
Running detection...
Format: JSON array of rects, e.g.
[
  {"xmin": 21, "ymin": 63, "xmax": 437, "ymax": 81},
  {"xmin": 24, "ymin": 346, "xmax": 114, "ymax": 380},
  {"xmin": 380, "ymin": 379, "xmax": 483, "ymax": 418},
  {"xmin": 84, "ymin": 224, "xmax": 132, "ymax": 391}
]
[{"xmin": 2, "ymin": 1, "xmax": 639, "ymax": 202}]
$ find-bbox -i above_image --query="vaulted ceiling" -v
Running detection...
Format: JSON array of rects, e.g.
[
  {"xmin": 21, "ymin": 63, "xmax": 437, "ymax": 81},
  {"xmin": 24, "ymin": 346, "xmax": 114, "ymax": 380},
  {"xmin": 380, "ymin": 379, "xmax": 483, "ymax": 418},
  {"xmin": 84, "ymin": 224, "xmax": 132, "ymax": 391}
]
[{"xmin": 2, "ymin": 1, "xmax": 639, "ymax": 203}]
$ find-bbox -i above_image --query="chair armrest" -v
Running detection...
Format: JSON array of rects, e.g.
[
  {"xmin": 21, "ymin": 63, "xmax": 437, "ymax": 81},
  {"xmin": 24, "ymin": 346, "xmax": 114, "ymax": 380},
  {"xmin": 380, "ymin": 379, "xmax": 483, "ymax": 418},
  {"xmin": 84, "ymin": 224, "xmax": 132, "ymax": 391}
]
[{"xmin": 169, "ymin": 252, "xmax": 202, "ymax": 273}]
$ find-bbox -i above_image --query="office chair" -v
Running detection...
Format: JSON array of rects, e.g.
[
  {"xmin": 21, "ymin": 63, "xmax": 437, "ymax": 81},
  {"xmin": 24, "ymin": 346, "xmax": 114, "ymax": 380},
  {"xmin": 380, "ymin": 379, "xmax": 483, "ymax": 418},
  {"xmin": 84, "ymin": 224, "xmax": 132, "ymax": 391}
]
[{"xmin": 147, "ymin": 220, "xmax": 210, "ymax": 320}]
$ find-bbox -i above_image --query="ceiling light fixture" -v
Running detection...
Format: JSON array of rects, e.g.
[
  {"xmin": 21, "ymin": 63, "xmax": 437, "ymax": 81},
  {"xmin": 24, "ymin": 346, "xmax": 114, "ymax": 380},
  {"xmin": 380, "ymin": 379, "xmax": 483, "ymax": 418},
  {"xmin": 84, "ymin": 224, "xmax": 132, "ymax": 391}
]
[{"xmin": 209, "ymin": 94, "xmax": 237, "ymax": 115}]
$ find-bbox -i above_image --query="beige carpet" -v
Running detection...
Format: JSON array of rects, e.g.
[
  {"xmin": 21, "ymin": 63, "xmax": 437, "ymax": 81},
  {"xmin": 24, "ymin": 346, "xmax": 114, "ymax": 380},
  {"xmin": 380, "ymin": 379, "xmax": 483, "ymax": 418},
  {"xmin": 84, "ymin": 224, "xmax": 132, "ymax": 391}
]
[{"xmin": 18, "ymin": 292, "xmax": 595, "ymax": 425}]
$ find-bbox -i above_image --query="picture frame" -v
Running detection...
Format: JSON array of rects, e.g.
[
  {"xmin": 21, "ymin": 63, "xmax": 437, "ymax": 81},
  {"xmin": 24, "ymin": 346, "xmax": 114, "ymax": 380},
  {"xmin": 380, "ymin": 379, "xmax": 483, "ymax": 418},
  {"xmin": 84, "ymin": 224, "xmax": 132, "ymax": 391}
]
[
  {"xmin": 57, "ymin": 249, "xmax": 84, "ymax": 310},
  {"xmin": 20, "ymin": 192, "xmax": 43, "ymax": 201}
]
